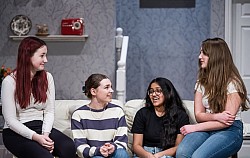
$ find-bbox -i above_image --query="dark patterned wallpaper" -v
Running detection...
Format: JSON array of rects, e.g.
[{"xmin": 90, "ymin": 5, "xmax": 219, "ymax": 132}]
[{"xmin": 117, "ymin": 0, "xmax": 224, "ymax": 101}]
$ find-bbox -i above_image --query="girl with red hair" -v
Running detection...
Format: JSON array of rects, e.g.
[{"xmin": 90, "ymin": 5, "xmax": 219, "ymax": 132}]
[{"xmin": 1, "ymin": 36, "xmax": 76, "ymax": 158}]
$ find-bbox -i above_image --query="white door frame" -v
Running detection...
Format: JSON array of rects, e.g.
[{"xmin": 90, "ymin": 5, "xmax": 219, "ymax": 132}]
[{"xmin": 225, "ymin": 0, "xmax": 233, "ymax": 55}]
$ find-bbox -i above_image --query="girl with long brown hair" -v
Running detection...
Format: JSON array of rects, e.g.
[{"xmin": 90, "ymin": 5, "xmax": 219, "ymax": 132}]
[{"xmin": 176, "ymin": 38, "xmax": 249, "ymax": 158}]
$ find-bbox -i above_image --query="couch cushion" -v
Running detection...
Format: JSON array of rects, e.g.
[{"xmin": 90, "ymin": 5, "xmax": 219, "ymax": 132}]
[
  {"xmin": 123, "ymin": 99, "xmax": 145, "ymax": 157},
  {"xmin": 123, "ymin": 99, "xmax": 145, "ymax": 132},
  {"xmin": 182, "ymin": 100, "xmax": 196, "ymax": 124},
  {"xmin": 54, "ymin": 100, "xmax": 90, "ymax": 138}
]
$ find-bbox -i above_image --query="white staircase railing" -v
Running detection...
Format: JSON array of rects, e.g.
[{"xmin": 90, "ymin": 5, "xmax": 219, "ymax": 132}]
[{"xmin": 115, "ymin": 28, "xmax": 129, "ymax": 104}]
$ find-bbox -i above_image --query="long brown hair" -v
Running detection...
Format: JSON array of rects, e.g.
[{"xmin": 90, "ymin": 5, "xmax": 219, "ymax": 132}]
[
  {"xmin": 197, "ymin": 38, "xmax": 249, "ymax": 113},
  {"xmin": 15, "ymin": 36, "xmax": 48, "ymax": 109}
]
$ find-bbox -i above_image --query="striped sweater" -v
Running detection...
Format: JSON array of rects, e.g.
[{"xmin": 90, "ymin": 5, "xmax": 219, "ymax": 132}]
[{"xmin": 71, "ymin": 102, "xmax": 128, "ymax": 158}]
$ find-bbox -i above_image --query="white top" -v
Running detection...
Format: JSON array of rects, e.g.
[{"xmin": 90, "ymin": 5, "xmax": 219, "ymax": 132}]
[
  {"xmin": 1, "ymin": 72, "xmax": 55, "ymax": 139},
  {"xmin": 195, "ymin": 82, "xmax": 242, "ymax": 120}
]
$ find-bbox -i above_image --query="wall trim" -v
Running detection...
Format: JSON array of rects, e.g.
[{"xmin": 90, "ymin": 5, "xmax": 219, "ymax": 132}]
[{"xmin": 225, "ymin": 0, "xmax": 233, "ymax": 52}]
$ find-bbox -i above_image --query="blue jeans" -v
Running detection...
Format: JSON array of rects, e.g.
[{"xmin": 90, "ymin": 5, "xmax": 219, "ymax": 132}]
[
  {"xmin": 92, "ymin": 148, "xmax": 129, "ymax": 158},
  {"xmin": 133, "ymin": 146, "xmax": 174, "ymax": 158},
  {"xmin": 176, "ymin": 120, "xmax": 243, "ymax": 158}
]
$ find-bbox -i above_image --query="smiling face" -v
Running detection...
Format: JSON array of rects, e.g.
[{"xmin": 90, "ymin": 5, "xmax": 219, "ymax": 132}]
[
  {"xmin": 199, "ymin": 48, "xmax": 209, "ymax": 69},
  {"xmin": 148, "ymin": 82, "xmax": 165, "ymax": 108},
  {"xmin": 92, "ymin": 78, "xmax": 114, "ymax": 104},
  {"xmin": 30, "ymin": 45, "xmax": 48, "ymax": 75}
]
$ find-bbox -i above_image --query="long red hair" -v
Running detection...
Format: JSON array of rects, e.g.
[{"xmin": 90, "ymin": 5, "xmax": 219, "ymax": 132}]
[{"xmin": 15, "ymin": 36, "xmax": 48, "ymax": 109}]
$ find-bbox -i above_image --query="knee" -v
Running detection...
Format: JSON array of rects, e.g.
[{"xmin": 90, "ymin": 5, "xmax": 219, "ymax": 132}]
[
  {"xmin": 60, "ymin": 139, "xmax": 75, "ymax": 149},
  {"xmin": 176, "ymin": 146, "xmax": 190, "ymax": 158},
  {"xmin": 57, "ymin": 142, "xmax": 76, "ymax": 157}
]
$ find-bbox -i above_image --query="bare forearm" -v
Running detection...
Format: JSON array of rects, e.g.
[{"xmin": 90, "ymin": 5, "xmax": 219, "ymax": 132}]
[
  {"xmin": 195, "ymin": 112, "xmax": 216, "ymax": 123},
  {"xmin": 196, "ymin": 110, "xmax": 236, "ymax": 126},
  {"xmin": 133, "ymin": 145, "xmax": 154, "ymax": 158},
  {"xmin": 195, "ymin": 121, "xmax": 229, "ymax": 131}
]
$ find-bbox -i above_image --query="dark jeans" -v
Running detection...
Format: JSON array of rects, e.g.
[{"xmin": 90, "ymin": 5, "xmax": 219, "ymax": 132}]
[{"xmin": 3, "ymin": 120, "xmax": 76, "ymax": 158}]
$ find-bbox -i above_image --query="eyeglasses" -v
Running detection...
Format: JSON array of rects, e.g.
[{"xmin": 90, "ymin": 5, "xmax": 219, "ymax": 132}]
[{"xmin": 148, "ymin": 88, "xmax": 163, "ymax": 96}]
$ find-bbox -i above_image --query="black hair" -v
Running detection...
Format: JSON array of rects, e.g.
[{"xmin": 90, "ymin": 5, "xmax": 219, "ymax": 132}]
[{"xmin": 145, "ymin": 77, "xmax": 186, "ymax": 149}]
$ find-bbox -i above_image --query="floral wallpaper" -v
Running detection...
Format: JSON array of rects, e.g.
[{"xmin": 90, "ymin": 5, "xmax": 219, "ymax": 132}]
[{"xmin": 0, "ymin": 0, "xmax": 224, "ymax": 101}]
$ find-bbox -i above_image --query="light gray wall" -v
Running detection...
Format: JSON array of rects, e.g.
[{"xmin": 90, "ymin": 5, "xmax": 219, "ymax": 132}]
[
  {"xmin": 0, "ymin": 0, "xmax": 116, "ymax": 100},
  {"xmin": 0, "ymin": 0, "xmax": 225, "ymax": 101}
]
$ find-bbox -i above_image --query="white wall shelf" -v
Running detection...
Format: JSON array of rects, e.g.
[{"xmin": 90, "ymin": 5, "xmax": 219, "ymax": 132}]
[{"xmin": 9, "ymin": 35, "xmax": 89, "ymax": 41}]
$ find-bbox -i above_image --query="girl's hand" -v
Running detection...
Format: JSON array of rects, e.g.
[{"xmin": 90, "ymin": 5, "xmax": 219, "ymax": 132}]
[
  {"xmin": 43, "ymin": 134, "xmax": 54, "ymax": 153},
  {"xmin": 180, "ymin": 124, "xmax": 197, "ymax": 135},
  {"xmin": 154, "ymin": 152, "xmax": 164, "ymax": 158},
  {"xmin": 32, "ymin": 133, "xmax": 54, "ymax": 152},
  {"xmin": 104, "ymin": 143, "xmax": 115, "ymax": 155},
  {"xmin": 147, "ymin": 152, "xmax": 157, "ymax": 158},
  {"xmin": 215, "ymin": 111, "xmax": 235, "ymax": 125},
  {"xmin": 100, "ymin": 145, "xmax": 109, "ymax": 157}
]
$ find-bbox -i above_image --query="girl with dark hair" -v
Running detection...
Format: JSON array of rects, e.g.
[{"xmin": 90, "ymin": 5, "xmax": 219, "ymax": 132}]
[
  {"xmin": 1, "ymin": 36, "xmax": 76, "ymax": 158},
  {"xmin": 71, "ymin": 73, "xmax": 129, "ymax": 158},
  {"xmin": 176, "ymin": 38, "xmax": 249, "ymax": 158},
  {"xmin": 131, "ymin": 77, "xmax": 190, "ymax": 158}
]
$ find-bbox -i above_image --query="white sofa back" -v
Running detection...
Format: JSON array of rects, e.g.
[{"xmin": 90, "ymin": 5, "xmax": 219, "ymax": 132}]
[{"xmin": 54, "ymin": 100, "xmax": 89, "ymax": 138}]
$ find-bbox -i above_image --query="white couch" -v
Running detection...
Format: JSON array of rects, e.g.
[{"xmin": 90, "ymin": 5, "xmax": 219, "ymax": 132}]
[{"xmin": 53, "ymin": 99, "xmax": 196, "ymax": 157}]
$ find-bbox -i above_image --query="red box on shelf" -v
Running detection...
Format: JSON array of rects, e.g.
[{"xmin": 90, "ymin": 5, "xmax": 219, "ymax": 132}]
[{"xmin": 61, "ymin": 18, "xmax": 84, "ymax": 35}]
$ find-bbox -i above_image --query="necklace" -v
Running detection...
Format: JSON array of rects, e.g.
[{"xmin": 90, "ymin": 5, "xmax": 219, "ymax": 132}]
[
  {"xmin": 155, "ymin": 108, "xmax": 165, "ymax": 117},
  {"xmin": 88, "ymin": 105, "xmax": 106, "ymax": 119},
  {"xmin": 156, "ymin": 111, "xmax": 165, "ymax": 117}
]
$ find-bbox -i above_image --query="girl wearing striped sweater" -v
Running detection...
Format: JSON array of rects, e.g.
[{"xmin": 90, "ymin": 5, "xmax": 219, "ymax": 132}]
[{"xmin": 71, "ymin": 73, "xmax": 129, "ymax": 158}]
